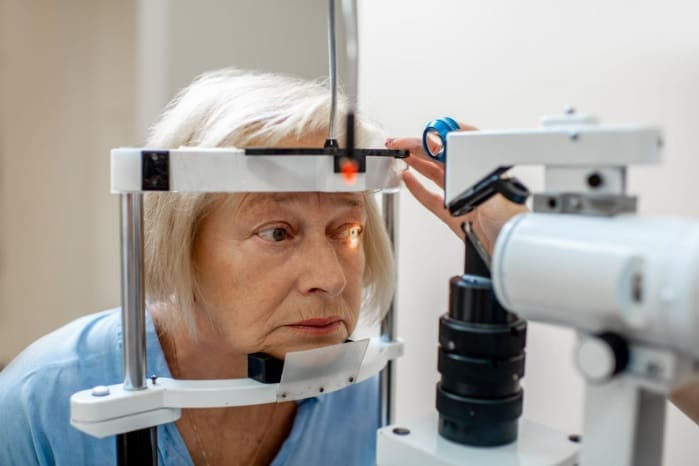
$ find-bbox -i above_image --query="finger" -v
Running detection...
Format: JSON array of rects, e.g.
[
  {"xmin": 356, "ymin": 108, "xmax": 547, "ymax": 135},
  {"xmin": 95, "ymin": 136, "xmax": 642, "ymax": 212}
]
[
  {"xmin": 388, "ymin": 136, "xmax": 441, "ymax": 163},
  {"xmin": 386, "ymin": 137, "xmax": 429, "ymax": 159},
  {"xmin": 402, "ymin": 171, "xmax": 449, "ymax": 220},
  {"xmin": 424, "ymin": 132, "xmax": 444, "ymax": 157},
  {"xmin": 387, "ymin": 122, "xmax": 478, "ymax": 160},
  {"xmin": 404, "ymin": 155, "xmax": 444, "ymax": 189},
  {"xmin": 456, "ymin": 122, "xmax": 478, "ymax": 131},
  {"xmin": 402, "ymin": 171, "xmax": 465, "ymax": 239}
]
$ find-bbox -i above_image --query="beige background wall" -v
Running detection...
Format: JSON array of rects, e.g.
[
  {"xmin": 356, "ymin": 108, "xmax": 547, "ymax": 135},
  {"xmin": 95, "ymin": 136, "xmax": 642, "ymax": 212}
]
[{"xmin": 0, "ymin": 0, "xmax": 137, "ymax": 365}]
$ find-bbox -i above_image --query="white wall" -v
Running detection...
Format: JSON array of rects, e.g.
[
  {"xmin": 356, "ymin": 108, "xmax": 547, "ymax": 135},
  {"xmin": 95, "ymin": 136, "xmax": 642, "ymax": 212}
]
[{"xmin": 359, "ymin": 0, "xmax": 699, "ymax": 464}]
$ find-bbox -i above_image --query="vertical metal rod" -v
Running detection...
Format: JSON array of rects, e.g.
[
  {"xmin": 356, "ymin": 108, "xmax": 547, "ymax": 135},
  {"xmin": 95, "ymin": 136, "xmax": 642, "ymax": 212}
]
[
  {"xmin": 341, "ymin": 0, "xmax": 358, "ymax": 158},
  {"xmin": 327, "ymin": 0, "xmax": 338, "ymax": 141},
  {"xmin": 120, "ymin": 193, "xmax": 147, "ymax": 390},
  {"xmin": 117, "ymin": 428, "xmax": 157, "ymax": 466},
  {"xmin": 379, "ymin": 191, "xmax": 399, "ymax": 426},
  {"xmin": 118, "ymin": 193, "xmax": 157, "ymax": 466},
  {"xmin": 341, "ymin": 0, "xmax": 358, "ymax": 113}
]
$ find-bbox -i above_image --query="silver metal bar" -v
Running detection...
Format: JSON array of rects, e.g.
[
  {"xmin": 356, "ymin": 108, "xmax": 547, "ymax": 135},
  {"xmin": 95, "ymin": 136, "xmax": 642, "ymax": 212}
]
[
  {"xmin": 632, "ymin": 390, "xmax": 666, "ymax": 466},
  {"xmin": 120, "ymin": 193, "xmax": 147, "ymax": 391},
  {"xmin": 379, "ymin": 191, "xmax": 399, "ymax": 426},
  {"xmin": 327, "ymin": 0, "xmax": 338, "ymax": 141},
  {"xmin": 341, "ymin": 0, "xmax": 358, "ymax": 114},
  {"xmin": 463, "ymin": 221, "xmax": 492, "ymax": 270}
]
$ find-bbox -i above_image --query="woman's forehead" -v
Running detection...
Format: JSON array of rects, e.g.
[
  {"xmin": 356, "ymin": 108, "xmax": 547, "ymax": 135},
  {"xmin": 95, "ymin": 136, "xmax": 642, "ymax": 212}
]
[{"xmin": 234, "ymin": 192, "xmax": 365, "ymax": 213}]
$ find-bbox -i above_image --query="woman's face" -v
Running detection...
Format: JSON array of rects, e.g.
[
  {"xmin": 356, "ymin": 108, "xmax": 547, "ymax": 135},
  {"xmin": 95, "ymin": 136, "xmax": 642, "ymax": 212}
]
[{"xmin": 192, "ymin": 191, "xmax": 367, "ymax": 359}]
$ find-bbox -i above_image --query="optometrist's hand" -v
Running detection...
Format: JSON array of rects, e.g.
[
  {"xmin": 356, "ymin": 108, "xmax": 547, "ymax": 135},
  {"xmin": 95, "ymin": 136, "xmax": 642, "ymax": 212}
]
[{"xmin": 386, "ymin": 122, "xmax": 529, "ymax": 254}]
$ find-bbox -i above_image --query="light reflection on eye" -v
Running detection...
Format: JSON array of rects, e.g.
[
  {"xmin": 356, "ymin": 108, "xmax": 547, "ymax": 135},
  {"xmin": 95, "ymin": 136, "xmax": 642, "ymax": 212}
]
[{"xmin": 338, "ymin": 224, "xmax": 363, "ymax": 249}]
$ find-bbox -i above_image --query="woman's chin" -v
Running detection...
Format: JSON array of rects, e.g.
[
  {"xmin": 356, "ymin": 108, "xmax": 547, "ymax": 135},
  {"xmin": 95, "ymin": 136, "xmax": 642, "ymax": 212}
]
[{"xmin": 265, "ymin": 329, "xmax": 350, "ymax": 359}]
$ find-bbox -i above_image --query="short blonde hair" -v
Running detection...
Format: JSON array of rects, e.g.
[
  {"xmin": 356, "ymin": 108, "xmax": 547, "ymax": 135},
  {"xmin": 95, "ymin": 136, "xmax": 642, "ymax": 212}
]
[{"xmin": 144, "ymin": 68, "xmax": 395, "ymax": 335}]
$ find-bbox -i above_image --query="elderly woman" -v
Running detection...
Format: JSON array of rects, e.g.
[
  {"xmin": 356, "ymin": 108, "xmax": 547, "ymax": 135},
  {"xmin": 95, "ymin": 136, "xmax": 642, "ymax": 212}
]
[
  {"xmin": 0, "ymin": 68, "xmax": 396, "ymax": 466},
  {"xmin": 0, "ymin": 68, "xmax": 526, "ymax": 466}
]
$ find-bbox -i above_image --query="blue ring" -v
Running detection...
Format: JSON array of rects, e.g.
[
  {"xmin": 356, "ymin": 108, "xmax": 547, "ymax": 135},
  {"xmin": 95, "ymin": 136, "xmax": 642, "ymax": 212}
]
[{"xmin": 422, "ymin": 117, "xmax": 460, "ymax": 163}]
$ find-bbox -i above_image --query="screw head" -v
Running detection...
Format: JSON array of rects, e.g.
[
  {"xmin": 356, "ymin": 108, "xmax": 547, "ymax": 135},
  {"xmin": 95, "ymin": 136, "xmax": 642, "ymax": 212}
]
[
  {"xmin": 91, "ymin": 385, "xmax": 110, "ymax": 397},
  {"xmin": 568, "ymin": 196, "xmax": 582, "ymax": 211},
  {"xmin": 646, "ymin": 362, "xmax": 662, "ymax": 378},
  {"xmin": 587, "ymin": 172, "xmax": 604, "ymax": 189},
  {"xmin": 392, "ymin": 427, "xmax": 411, "ymax": 436}
]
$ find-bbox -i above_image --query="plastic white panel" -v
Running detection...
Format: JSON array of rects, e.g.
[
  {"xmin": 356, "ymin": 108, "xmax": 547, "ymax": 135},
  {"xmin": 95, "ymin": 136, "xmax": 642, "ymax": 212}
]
[
  {"xmin": 377, "ymin": 415, "xmax": 578, "ymax": 466},
  {"xmin": 445, "ymin": 125, "xmax": 661, "ymax": 205},
  {"xmin": 277, "ymin": 338, "xmax": 370, "ymax": 401},
  {"xmin": 111, "ymin": 147, "xmax": 405, "ymax": 193}
]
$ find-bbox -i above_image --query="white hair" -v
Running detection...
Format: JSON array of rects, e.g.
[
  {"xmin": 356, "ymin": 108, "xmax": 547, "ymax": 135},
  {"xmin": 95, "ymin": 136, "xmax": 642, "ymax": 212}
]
[
  {"xmin": 148, "ymin": 68, "xmax": 383, "ymax": 148},
  {"xmin": 144, "ymin": 68, "xmax": 395, "ymax": 336}
]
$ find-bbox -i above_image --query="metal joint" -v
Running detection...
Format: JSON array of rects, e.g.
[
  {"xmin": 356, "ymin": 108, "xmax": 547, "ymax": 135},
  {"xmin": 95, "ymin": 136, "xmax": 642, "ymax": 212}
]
[{"xmin": 533, "ymin": 193, "xmax": 637, "ymax": 216}]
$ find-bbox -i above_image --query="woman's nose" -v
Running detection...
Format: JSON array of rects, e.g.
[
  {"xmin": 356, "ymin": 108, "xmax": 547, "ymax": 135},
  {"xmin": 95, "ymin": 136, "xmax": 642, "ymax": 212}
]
[{"xmin": 297, "ymin": 238, "xmax": 347, "ymax": 298}]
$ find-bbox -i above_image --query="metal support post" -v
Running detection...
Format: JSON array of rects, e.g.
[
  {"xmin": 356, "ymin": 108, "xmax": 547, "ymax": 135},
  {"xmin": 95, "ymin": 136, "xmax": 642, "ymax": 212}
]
[
  {"xmin": 580, "ymin": 377, "xmax": 666, "ymax": 466},
  {"xmin": 121, "ymin": 193, "xmax": 147, "ymax": 390},
  {"xmin": 327, "ymin": 0, "xmax": 338, "ymax": 141},
  {"xmin": 117, "ymin": 193, "xmax": 157, "ymax": 466},
  {"xmin": 380, "ymin": 191, "xmax": 399, "ymax": 426}
]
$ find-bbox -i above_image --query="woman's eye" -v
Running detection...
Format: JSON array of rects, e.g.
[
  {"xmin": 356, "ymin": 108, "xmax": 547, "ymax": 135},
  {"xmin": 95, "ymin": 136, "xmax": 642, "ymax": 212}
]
[
  {"xmin": 336, "ymin": 224, "xmax": 364, "ymax": 245},
  {"xmin": 258, "ymin": 227, "xmax": 292, "ymax": 242}
]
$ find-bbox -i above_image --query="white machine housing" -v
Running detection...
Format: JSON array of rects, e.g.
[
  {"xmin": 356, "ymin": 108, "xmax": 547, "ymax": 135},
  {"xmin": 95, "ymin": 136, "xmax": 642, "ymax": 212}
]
[
  {"xmin": 493, "ymin": 213, "xmax": 699, "ymax": 360},
  {"xmin": 377, "ymin": 415, "xmax": 578, "ymax": 466},
  {"xmin": 444, "ymin": 113, "xmax": 661, "ymax": 207},
  {"xmin": 380, "ymin": 113, "xmax": 698, "ymax": 466}
]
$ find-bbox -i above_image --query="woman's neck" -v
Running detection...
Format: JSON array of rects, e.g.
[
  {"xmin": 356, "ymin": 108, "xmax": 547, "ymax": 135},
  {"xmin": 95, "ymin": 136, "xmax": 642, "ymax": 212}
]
[
  {"xmin": 149, "ymin": 304, "xmax": 298, "ymax": 466},
  {"xmin": 151, "ymin": 305, "xmax": 248, "ymax": 380}
]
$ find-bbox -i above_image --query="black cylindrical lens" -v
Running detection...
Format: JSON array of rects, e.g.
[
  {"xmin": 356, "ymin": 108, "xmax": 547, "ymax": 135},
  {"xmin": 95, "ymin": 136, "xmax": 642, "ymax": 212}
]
[
  {"xmin": 436, "ymin": 270, "xmax": 527, "ymax": 446},
  {"xmin": 448, "ymin": 275, "xmax": 508, "ymax": 324}
]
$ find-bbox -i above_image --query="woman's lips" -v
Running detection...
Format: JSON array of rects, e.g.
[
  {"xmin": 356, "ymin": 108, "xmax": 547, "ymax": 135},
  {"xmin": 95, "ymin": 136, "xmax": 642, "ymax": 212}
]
[{"xmin": 287, "ymin": 317, "xmax": 343, "ymax": 335}]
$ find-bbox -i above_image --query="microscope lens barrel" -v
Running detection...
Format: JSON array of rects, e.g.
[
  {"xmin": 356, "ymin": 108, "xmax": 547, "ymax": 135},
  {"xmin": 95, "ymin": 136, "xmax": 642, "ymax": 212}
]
[
  {"xmin": 493, "ymin": 213, "xmax": 699, "ymax": 359},
  {"xmin": 448, "ymin": 275, "xmax": 509, "ymax": 324},
  {"xmin": 436, "ymin": 232, "xmax": 527, "ymax": 447}
]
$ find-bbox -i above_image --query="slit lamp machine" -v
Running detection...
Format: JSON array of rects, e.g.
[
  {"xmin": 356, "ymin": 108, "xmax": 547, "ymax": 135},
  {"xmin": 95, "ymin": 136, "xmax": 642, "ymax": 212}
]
[{"xmin": 69, "ymin": 1, "xmax": 699, "ymax": 465}]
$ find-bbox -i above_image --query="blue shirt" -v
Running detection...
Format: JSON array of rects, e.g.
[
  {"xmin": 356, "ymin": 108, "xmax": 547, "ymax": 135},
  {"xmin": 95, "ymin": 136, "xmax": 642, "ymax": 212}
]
[{"xmin": 0, "ymin": 309, "xmax": 379, "ymax": 466}]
